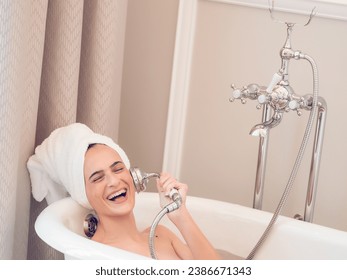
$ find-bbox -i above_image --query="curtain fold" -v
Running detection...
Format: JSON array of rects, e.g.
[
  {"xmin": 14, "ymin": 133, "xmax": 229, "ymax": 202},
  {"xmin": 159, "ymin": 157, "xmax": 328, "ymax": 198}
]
[
  {"xmin": 0, "ymin": 0, "xmax": 46, "ymax": 260},
  {"xmin": 77, "ymin": 0, "xmax": 127, "ymax": 139},
  {"xmin": 0, "ymin": 0, "xmax": 128, "ymax": 259},
  {"xmin": 28, "ymin": 0, "xmax": 84, "ymax": 260},
  {"xmin": 13, "ymin": 0, "xmax": 49, "ymax": 260}
]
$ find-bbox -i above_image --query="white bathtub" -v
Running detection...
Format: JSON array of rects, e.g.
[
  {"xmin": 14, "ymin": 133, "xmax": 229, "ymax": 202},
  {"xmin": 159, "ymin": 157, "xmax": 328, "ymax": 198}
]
[{"xmin": 35, "ymin": 192, "xmax": 347, "ymax": 260}]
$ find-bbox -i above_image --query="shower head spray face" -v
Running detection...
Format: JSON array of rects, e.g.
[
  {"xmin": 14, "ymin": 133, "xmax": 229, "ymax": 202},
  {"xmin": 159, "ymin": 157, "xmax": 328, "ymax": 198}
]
[
  {"xmin": 130, "ymin": 167, "xmax": 147, "ymax": 192},
  {"xmin": 130, "ymin": 167, "xmax": 160, "ymax": 193}
]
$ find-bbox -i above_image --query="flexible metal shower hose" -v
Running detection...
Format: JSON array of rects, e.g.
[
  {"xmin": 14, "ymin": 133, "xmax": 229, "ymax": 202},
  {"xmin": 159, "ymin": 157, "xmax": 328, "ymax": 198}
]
[
  {"xmin": 149, "ymin": 192, "xmax": 182, "ymax": 259},
  {"xmin": 148, "ymin": 207, "xmax": 169, "ymax": 259},
  {"xmin": 246, "ymin": 54, "xmax": 319, "ymax": 260}
]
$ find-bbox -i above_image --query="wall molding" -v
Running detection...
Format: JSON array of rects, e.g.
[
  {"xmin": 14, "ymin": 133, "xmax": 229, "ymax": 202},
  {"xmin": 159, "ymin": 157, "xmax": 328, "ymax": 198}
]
[
  {"xmin": 162, "ymin": 0, "xmax": 197, "ymax": 176},
  {"xmin": 208, "ymin": 0, "xmax": 347, "ymax": 21},
  {"xmin": 162, "ymin": 0, "xmax": 346, "ymax": 177}
]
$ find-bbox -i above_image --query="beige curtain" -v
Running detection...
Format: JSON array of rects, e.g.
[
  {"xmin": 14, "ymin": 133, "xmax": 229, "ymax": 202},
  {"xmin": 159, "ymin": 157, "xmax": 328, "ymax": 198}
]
[{"xmin": 0, "ymin": 0, "xmax": 128, "ymax": 259}]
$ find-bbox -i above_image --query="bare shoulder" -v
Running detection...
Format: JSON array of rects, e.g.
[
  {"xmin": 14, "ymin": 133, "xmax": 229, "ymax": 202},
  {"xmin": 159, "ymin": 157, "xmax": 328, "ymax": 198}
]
[
  {"xmin": 146, "ymin": 225, "xmax": 193, "ymax": 259},
  {"xmin": 144, "ymin": 225, "xmax": 176, "ymax": 238}
]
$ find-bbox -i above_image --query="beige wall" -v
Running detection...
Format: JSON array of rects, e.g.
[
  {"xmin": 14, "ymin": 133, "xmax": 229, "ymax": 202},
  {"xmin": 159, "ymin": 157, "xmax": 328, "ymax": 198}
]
[
  {"xmin": 119, "ymin": 0, "xmax": 179, "ymax": 179},
  {"xmin": 120, "ymin": 0, "xmax": 347, "ymax": 232}
]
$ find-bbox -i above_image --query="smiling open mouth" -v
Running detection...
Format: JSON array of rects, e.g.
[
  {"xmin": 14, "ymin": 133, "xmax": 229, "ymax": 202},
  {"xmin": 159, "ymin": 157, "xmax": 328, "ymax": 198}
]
[{"xmin": 107, "ymin": 189, "xmax": 127, "ymax": 202}]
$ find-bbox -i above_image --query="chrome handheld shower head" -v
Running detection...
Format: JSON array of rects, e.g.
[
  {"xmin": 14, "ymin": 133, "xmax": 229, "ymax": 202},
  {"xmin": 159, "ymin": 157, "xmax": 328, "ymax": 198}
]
[{"xmin": 130, "ymin": 167, "xmax": 160, "ymax": 193}]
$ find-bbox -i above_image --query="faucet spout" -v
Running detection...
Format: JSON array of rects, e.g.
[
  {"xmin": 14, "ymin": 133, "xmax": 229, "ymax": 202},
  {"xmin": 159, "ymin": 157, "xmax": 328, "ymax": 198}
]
[{"xmin": 250, "ymin": 111, "xmax": 283, "ymax": 137}]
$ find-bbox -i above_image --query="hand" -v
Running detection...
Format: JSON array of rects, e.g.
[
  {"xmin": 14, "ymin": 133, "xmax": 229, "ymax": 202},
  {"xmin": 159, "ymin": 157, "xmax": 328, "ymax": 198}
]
[
  {"xmin": 156, "ymin": 173, "xmax": 219, "ymax": 260},
  {"xmin": 156, "ymin": 172, "xmax": 188, "ymax": 218}
]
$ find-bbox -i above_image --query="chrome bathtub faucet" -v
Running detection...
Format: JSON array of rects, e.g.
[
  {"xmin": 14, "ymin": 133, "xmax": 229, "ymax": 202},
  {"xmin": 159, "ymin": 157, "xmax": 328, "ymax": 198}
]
[
  {"xmin": 229, "ymin": 5, "xmax": 327, "ymax": 226},
  {"xmin": 229, "ymin": 21, "xmax": 317, "ymax": 137}
]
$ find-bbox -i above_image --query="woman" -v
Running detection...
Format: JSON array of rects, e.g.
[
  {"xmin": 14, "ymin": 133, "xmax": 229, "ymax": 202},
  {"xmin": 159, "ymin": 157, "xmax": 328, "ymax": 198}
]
[
  {"xmin": 84, "ymin": 143, "xmax": 220, "ymax": 260},
  {"xmin": 27, "ymin": 123, "xmax": 219, "ymax": 260}
]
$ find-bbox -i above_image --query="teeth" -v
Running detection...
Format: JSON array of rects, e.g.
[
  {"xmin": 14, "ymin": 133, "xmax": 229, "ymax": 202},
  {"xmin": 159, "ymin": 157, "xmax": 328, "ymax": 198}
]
[{"xmin": 108, "ymin": 189, "xmax": 127, "ymax": 201}]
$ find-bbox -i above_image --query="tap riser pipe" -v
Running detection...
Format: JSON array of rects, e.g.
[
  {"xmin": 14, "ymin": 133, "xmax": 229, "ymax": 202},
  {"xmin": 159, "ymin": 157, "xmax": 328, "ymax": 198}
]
[
  {"xmin": 304, "ymin": 99, "xmax": 327, "ymax": 222},
  {"xmin": 253, "ymin": 104, "xmax": 272, "ymax": 209}
]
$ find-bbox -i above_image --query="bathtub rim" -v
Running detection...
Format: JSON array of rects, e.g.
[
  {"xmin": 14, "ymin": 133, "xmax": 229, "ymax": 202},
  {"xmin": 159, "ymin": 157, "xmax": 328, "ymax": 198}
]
[{"xmin": 35, "ymin": 192, "xmax": 347, "ymax": 260}]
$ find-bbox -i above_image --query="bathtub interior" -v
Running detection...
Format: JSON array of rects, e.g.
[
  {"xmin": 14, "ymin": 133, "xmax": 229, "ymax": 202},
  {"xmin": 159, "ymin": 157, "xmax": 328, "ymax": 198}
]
[
  {"xmin": 35, "ymin": 192, "xmax": 347, "ymax": 260},
  {"xmin": 34, "ymin": 195, "xmax": 149, "ymax": 260}
]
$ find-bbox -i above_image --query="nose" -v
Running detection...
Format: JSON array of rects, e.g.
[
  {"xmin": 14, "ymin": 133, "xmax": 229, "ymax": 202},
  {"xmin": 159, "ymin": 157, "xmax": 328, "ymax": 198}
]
[{"xmin": 106, "ymin": 171, "xmax": 121, "ymax": 187}]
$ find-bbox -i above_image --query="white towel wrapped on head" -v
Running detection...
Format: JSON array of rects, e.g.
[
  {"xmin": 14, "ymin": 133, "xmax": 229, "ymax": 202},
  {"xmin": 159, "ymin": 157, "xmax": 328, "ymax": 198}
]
[{"xmin": 27, "ymin": 123, "xmax": 130, "ymax": 209}]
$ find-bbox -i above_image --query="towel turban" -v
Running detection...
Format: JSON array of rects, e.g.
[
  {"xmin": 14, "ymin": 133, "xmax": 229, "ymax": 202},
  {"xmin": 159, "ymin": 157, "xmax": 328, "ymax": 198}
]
[{"xmin": 27, "ymin": 123, "xmax": 130, "ymax": 209}]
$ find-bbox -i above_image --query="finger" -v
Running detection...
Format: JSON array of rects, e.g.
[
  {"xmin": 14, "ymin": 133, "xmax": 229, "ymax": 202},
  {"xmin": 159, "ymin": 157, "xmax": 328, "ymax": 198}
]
[
  {"xmin": 157, "ymin": 177, "xmax": 177, "ymax": 195},
  {"xmin": 159, "ymin": 172, "xmax": 174, "ymax": 185},
  {"xmin": 156, "ymin": 178, "xmax": 165, "ymax": 193}
]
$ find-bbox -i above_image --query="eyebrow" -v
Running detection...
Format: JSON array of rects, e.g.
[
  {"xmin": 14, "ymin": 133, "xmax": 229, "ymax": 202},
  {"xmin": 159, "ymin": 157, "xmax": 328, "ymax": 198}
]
[{"xmin": 88, "ymin": 161, "xmax": 123, "ymax": 181}]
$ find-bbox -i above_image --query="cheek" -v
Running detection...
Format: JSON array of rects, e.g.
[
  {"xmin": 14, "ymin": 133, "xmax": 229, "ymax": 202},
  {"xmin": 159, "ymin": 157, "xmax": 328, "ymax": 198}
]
[
  {"xmin": 85, "ymin": 183, "xmax": 103, "ymax": 205},
  {"xmin": 85, "ymin": 185, "xmax": 92, "ymax": 200},
  {"xmin": 123, "ymin": 171, "xmax": 135, "ymax": 188}
]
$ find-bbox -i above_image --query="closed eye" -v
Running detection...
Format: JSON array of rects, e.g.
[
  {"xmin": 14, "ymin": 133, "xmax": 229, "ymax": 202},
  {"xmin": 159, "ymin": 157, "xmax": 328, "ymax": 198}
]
[
  {"xmin": 88, "ymin": 161, "xmax": 125, "ymax": 183},
  {"xmin": 112, "ymin": 166, "xmax": 124, "ymax": 173},
  {"xmin": 111, "ymin": 161, "xmax": 125, "ymax": 174},
  {"xmin": 90, "ymin": 172, "xmax": 105, "ymax": 183}
]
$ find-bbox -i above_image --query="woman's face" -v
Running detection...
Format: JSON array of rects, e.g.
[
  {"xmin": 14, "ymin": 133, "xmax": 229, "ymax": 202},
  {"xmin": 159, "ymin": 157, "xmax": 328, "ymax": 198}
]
[{"xmin": 84, "ymin": 144, "xmax": 135, "ymax": 217}]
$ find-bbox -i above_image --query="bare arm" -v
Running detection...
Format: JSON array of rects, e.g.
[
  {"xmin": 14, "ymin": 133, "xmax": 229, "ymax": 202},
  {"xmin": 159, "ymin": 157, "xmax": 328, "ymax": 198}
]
[{"xmin": 157, "ymin": 173, "xmax": 220, "ymax": 260}]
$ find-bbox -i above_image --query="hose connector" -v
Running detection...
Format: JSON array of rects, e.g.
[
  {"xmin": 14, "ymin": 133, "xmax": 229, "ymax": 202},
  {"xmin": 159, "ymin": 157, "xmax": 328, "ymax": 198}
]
[{"xmin": 165, "ymin": 189, "xmax": 182, "ymax": 212}]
